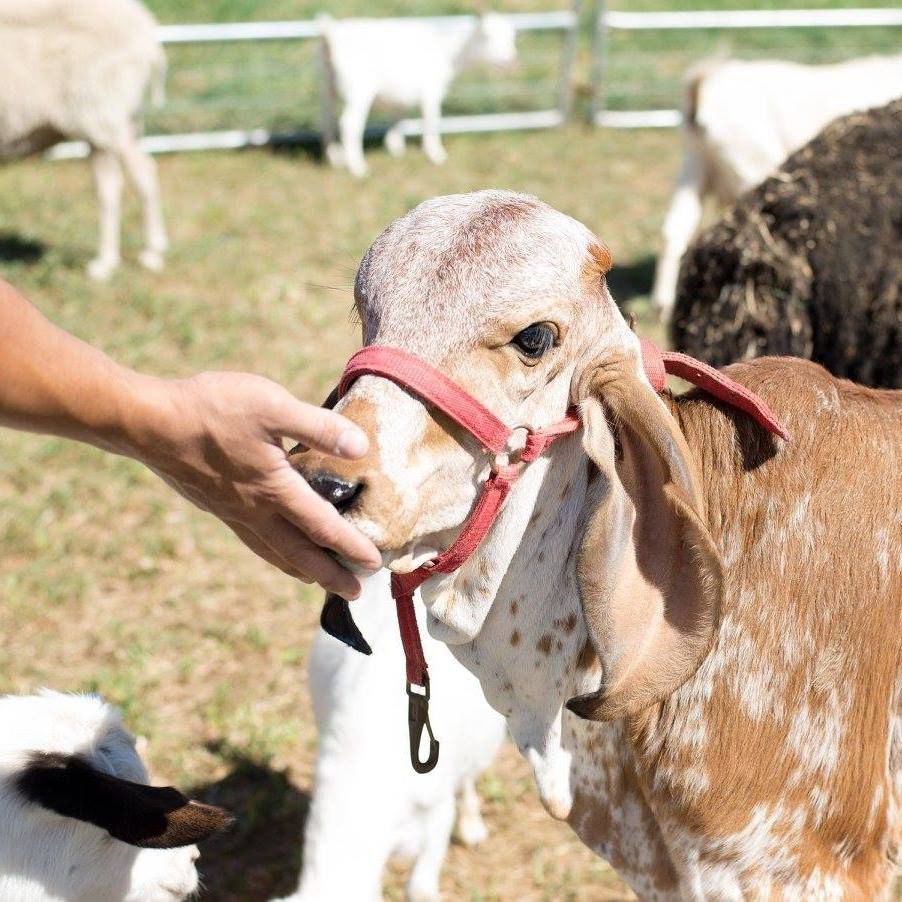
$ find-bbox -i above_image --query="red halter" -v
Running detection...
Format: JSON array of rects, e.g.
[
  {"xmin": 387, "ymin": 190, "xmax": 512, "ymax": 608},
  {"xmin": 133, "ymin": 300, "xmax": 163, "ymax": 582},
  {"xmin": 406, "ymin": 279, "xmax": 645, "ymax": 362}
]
[{"xmin": 335, "ymin": 339, "xmax": 789, "ymax": 772}]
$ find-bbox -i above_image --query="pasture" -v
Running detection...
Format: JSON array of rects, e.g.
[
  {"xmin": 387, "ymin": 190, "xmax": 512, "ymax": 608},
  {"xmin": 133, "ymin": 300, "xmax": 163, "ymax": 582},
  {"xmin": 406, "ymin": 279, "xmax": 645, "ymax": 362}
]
[{"xmin": 0, "ymin": 1, "xmax": 899, "ymax": 899}]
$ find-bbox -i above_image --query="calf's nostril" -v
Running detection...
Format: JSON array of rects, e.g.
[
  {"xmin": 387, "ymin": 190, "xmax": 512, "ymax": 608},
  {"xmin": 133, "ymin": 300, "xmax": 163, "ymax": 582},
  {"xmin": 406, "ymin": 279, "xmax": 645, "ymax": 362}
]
[{"xmin": 308, "ymin": 472, "xmax": 364, "ymax": 512}]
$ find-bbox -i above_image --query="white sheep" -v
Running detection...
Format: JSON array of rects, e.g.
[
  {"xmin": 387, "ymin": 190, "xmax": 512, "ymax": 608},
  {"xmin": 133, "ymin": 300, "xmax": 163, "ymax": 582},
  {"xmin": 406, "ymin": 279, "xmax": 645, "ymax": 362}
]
[
  {"xmin": 276, "ymin": 571, "xmax": 508, "ymax": 902},
  {"xmin": 0, "ymin": 689, "xmax": 230, "ymax": 901},
  {"xmin": 651, "ymin": 53, "xmax": 902, "ymax": 316},
  {"xmin": 0, "ymin": 0, "xmax": 168, "ymax": 280},
  {"xmin": 320, "ymin": 13, "xmax": 517, "ymax": 178}
]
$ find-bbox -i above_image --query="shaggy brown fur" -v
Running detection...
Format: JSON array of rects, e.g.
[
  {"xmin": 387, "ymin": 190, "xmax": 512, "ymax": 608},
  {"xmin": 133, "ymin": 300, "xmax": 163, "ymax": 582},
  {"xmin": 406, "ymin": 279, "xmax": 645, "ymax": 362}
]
[{"xmin": 671, "ymin": 100, "xmax": 901, "ymax": 388}]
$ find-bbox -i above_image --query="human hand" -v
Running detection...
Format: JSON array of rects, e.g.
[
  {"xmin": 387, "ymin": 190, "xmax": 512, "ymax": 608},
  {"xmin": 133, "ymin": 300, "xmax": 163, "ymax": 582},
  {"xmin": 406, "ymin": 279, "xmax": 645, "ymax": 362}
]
[{"xmin": 126, "ymin": 371, "xmax": 382, "ymax": 599}]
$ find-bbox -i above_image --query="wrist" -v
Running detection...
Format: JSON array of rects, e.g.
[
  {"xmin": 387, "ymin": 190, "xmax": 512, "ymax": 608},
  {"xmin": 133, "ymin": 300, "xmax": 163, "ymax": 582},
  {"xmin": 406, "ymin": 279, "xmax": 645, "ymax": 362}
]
[{"xmin": 112, "ymin": 369, "xmax": 189, "ymax": 464}]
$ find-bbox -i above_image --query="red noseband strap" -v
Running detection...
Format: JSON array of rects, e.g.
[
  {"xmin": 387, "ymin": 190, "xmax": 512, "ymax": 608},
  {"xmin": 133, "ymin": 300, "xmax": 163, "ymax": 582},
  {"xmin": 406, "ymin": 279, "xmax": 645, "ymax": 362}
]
[
  {"xmin": 337, "ymin": 339, "xmax": 788, "ymax": 773},
  {"xmin": 341, "ymin": 346, "xmax": 515, "ymax": 456}
]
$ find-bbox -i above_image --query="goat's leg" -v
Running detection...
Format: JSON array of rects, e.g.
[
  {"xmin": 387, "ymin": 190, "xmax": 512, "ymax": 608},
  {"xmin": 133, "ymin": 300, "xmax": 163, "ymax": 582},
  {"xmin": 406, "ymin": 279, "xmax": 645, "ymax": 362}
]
[
  {"xmin": 118, "ymin": 129, "xmax": 168, "ymax": 272},
  {"xmin": 651, "ymin": 148, "xmax": 705, "ymax": 319},
  {"xmin": 406, "ymin": 795, "xmax": 455, "ymax": 902},
  {"xmin": 420, "ymin": 92, "xmax": 447, "ymax": 166},
  {"xmin": 338, "ymin": 94, "xmax": 373, "ymax": 178},
  {"xmin": 87, "ymin": 147, "xmax": 123, "ymax": 281},
  {"xmin": 454, "ymin": 777, "xmax": 489, "ymax": 846}
]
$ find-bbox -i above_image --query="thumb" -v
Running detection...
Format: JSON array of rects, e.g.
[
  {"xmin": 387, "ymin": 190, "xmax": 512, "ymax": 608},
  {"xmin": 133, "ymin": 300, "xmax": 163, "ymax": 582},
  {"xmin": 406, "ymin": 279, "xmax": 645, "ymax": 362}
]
[{"xmin": 265, "ymin": 390, "xmax": 369, "ymax": 459}]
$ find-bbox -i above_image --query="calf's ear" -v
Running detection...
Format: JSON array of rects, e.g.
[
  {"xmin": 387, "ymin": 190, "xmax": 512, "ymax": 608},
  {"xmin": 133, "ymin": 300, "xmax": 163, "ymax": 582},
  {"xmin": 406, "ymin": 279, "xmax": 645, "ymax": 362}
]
[
  {"xmin": 567, "ymin": 353, "xmax": 723, "ymax": 721},
  {"xmin": 16, "ymin": 752, "xmax": 234, "ymax": 848}
]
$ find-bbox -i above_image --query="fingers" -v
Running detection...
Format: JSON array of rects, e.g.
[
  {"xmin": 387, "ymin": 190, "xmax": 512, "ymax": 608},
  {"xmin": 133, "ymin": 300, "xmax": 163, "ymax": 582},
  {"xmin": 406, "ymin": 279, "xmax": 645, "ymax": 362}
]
[
  {"xmin": 258, "ymin": 514, "xmax": 364, "ymax": 599},
  {"xmin": 272, "ymin": 468, "xmax": 382, "ymax": 572},
  {"xmin": 228, "ymin": 517, "xmax": 363, "ymax": 599},
  {"xmin": 264, "ymin": 390, "xmax": 368, "ymax": 460},
  {"xmin": 226, "ymin": 521, "xmax": 312, "ymax": 584}
]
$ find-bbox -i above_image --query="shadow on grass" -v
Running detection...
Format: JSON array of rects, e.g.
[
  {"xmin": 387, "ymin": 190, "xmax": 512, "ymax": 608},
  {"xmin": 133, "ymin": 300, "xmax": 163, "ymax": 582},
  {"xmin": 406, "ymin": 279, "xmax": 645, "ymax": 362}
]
[
  {"xmin": 608, "ymin": 254, "xmax": 656, "ymax": 305},
  {"xmin": 189, "ymin": 743, "xmax": 310, "ymax": 901},
  {"xmin": 268, "ymin": 123, "xmax": 405, "ymax": 163},
  {"xmin": 0, "ymin": 232, "xmax": 46, "ymax": 264}
]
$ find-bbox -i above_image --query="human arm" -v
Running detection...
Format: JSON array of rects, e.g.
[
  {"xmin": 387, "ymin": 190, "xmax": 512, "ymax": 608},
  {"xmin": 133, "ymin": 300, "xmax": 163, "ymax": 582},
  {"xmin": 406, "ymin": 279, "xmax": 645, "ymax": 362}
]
[{"xmin": 0, "ymin": 279, "xmax": 381, "ymax": 598}]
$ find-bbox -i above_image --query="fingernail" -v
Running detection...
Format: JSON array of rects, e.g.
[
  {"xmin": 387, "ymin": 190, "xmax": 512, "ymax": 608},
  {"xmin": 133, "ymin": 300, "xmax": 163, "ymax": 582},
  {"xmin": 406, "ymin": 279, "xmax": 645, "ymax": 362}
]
[{"xmin": 335, "ymin": 428, "xmax": 368, "ymax": 458}]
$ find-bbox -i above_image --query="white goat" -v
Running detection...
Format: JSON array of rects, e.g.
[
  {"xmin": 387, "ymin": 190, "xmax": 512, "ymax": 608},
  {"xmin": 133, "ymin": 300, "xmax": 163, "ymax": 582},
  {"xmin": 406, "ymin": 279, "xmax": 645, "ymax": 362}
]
[
  {"xmin": 652, "ymin": 54, "xmax": 902, "ymax": 315},
  {"xmin": 0, "ymin": 0, "xmax": 168, "ymax": 280},
  {"xmin": 277, "ymin": 572, "xmax": 507, "ymax": 902},
  {"xmin": 320, "ymin": 13, "xmax": 517, "ymax": 178},
  {"xmin": 0, "ymin": 690, "xmax": 230, "ymax": 901}
]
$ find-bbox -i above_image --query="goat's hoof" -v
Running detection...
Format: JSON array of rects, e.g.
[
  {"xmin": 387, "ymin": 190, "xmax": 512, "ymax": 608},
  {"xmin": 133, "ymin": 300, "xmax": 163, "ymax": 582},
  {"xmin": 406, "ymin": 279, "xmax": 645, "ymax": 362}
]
[
  {"xmin": 139, "ymin": 249, "xmax": 165, "ymax": 272},
  {"xmin": 425, "ymin": 149, "xmax": 448, "ymax": 166},
  {"xmin": 385, "ymin": 129, "xmax": 406, "ymax": 157},
  {"xmin": 456, "ymin": 813, "xmax": 489, "ymax": 847},
  {"xmin": 325, "ymin": 143, "xmax": 345, "ymax": 168},
  {"xmin": 86, "ymin": 258, "xmax": 117, "ymax": 281},
  {"xmin": 348, "ymin": 162, "xmax": 369, "ymax": 178}
]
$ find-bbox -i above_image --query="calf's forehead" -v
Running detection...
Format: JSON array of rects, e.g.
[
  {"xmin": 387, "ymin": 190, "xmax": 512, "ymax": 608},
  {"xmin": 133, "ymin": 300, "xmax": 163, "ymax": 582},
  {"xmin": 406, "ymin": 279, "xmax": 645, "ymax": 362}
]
[{"xmin": 354, "ymin": 191, "xmax": 600, "ymax": 359}]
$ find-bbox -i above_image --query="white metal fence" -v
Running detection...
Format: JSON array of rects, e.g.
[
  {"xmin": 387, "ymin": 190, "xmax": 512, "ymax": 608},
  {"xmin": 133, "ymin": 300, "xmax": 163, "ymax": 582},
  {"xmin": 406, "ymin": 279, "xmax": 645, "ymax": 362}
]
[
  {"xmin": 590, "ymin": 4, "xmax": 902, "ymax": 128},
  {"xmin": 52, "ymin": 7, "xmax": 581, "ymax": 160}
]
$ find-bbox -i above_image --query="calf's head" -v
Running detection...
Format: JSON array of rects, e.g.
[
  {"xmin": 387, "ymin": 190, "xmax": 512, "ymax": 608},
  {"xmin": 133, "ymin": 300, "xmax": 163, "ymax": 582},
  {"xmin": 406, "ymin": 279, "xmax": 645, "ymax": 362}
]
[
  {"xmin": 295, "ymin": 191, "xmax": 722, "ymax": 813},
  {"xmin": 296, "ymin": 191, "xmax": 616, "ymax": 579}
]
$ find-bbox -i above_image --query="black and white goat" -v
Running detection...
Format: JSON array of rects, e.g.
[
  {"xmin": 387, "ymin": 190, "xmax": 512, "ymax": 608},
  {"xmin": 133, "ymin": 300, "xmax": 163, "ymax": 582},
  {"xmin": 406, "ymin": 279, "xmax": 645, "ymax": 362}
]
[{"xmin": 0, "ymin": 690, "xmax": 230, "ymax": 901}]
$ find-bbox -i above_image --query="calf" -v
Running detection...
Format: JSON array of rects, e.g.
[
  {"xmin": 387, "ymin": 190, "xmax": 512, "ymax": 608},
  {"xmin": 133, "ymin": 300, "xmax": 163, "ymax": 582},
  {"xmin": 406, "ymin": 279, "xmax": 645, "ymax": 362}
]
[{"xmin": 293, "ymin": 190, "xmax": 901, "ymax": 897}]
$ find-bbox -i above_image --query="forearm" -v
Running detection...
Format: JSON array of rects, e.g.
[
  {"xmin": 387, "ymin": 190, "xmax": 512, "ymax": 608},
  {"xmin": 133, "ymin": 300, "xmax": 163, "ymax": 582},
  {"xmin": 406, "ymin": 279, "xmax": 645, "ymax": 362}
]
[
  {"xmin": 0, "ymin": 279, "xmax": 165, "ymax": 457},
  {"xmin": 0, "ymin": 278, "xmax": 380, "ymax": 596}
]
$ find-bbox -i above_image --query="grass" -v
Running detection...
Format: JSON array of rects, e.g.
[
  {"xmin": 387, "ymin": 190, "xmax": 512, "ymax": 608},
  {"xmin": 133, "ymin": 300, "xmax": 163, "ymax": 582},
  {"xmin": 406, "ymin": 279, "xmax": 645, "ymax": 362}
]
[{"xmin": 1, "ymin": 1, "xmax": 899, "ymax": 899}]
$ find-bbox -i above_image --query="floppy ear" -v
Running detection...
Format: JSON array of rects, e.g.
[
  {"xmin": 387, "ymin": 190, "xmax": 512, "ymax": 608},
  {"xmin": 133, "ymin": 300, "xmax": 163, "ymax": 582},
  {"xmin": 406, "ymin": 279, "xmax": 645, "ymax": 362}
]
[
  {"xmin": 566, "ymin": 354, "xmax": 723, "ymax": 721},
  {"xmin": 16, "ymin": 752, "xmax": 234, "ymax": 848}
]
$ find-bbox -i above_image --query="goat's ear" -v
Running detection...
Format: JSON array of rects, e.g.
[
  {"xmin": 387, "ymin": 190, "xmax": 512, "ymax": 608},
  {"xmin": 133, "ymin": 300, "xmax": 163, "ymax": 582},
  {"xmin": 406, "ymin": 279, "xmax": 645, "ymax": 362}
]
[
  {"xmin": 16, "ymin": 752, "xmax": 234, "ymax": 848},
  {"xmin": 320, "ymin": 593, "xmax": 373, "ymax": 655},
  {"xmin": 566, "ymin": 354, "xmax": 723, "ymax": 721}
]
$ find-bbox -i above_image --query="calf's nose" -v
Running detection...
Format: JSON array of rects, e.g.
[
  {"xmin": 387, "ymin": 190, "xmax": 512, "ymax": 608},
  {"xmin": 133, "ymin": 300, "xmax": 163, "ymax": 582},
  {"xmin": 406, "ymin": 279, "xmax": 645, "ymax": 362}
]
[{"xmin": 307, "ymin": 472, "xmax": 364, "ymax": 512}]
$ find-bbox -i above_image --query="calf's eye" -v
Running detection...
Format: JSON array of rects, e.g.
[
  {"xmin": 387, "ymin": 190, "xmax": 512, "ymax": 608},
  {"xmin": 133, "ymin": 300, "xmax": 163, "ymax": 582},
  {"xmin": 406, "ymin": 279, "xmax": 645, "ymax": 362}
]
[{"xmin": 511, "ymin": 323, "xmax": 556, "ymax": 359}]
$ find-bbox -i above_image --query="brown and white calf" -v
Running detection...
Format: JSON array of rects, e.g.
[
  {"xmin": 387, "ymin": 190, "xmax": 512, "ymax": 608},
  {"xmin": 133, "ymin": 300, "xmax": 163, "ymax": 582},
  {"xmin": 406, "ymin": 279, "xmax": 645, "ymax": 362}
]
[{"xmin": 294, "ymin": 190, "xmax": 902, "ymax": 898}]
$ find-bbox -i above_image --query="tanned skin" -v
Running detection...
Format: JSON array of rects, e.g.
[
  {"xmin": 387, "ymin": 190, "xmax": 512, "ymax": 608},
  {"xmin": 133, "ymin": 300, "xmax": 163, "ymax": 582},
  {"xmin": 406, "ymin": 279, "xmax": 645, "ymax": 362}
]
[{"xmin": 0, "ymin": 278, "xmax": 380, "ymax": 599}]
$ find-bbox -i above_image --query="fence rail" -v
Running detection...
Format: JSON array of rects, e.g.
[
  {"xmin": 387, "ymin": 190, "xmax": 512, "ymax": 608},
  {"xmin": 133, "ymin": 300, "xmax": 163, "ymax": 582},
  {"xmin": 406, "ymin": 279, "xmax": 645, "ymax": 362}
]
[
  {"xmin": 51, "ymin": 8, "xmax": 581, "ymax": 160},
  {"xmin": 590, "ymin": 5, "xmax": 902, "ymax": 127}
]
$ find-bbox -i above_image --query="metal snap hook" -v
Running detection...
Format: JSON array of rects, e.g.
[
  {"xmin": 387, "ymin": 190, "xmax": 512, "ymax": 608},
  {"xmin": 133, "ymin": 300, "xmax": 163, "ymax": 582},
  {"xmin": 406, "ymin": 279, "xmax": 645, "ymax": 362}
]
[{"xmin": 407, "ymin": 678, "xmax": 440, "ymax": 773}]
